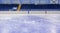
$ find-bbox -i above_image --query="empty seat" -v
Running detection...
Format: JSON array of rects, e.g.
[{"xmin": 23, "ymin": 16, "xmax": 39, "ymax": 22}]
[
  {"xmin": 10, "ymin": 0, "xmax": 20, "ymax": 4},
  {"xmin": 50, "ymin": 0, "xmax": 58, "ymax": 4},
  {"xmin": 1, "ymin": 0, "xmax": 11, "ymax": 4},
  {"xmin": 20, "ymin": 0, "xmax": 30, "ymax": 4},
  {"xmin": 39, "ymin": 0, "xmax": 50, "ymax": 4},
  {"xmin": 30, "ymin": 0, "xmax": 39, "ymax": 4}
]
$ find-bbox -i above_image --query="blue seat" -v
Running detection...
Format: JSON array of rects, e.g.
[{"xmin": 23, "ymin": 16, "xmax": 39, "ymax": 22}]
[
  {"xmin": 39, "ymin": 0, "xmax": 50, "ymax": 4},
  {"xmin": 30, "ymin": 0, "xmax": 40, "ymax": 4},
  {"xmin": 58, "ymin": 0, "xmax": 60, "ymax": 4},
  {"xmin": 20, "ymin": 0, "xmax": 30, "ymax": 4},
  {"xmin": 10, "ymin": 0, "xmax": 20, "ymax": 4},
  {"xmin": 0, "ymin": 0, "xmax": 2, "ymax": 4}
]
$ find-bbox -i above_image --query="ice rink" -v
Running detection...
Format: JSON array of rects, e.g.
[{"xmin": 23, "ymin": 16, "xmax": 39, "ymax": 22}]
[{"xmin": 0, "ymin": 14, "xmax": 60, "ymax": 33}]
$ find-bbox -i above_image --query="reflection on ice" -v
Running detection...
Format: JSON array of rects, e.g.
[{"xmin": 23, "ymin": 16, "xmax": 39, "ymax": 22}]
[{"xmin": 0, "ymin": 14, "xmax": 60, "ymax": 33}]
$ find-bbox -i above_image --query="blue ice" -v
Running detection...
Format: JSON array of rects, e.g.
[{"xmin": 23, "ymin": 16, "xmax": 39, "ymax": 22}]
[{"xmin": 0, "ymin": 15, "xmax": 60, "ymax": 33}]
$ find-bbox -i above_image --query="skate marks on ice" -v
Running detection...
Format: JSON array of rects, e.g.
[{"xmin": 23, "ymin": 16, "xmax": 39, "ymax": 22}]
[{"xmin": 0, "ymin": 14, "xmax": 60, "ymax": 33}]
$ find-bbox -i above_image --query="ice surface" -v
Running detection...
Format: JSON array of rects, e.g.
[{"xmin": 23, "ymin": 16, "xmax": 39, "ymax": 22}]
[{"xmin": 0, "ymin": 14, "xmax": 60, "ymax": 33}]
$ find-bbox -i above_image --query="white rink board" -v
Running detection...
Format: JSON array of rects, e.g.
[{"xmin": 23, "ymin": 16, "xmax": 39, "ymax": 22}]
[
  {"xmin": 0, "ymin": 11, "xmax": 28, "ymax": 14},
  {"xmin": 0, "ymin": 11, "xmax": 60, "ymax": 14}
]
